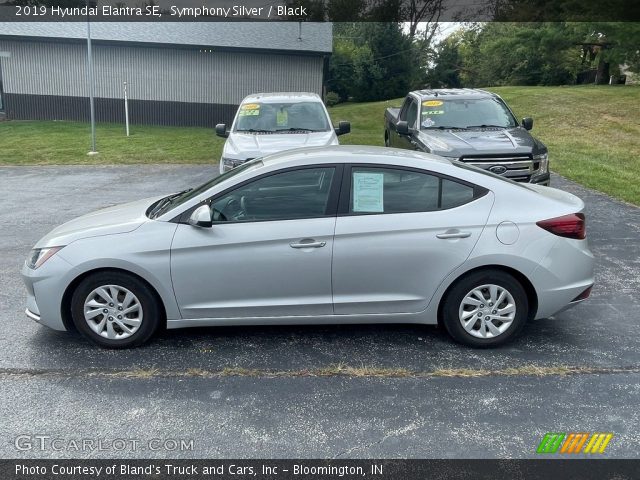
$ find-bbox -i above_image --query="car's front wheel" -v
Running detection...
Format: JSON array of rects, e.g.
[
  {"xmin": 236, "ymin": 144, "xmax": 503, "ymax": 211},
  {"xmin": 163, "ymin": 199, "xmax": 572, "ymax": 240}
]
[
  {"xmin": 441, "ymin": 270, "xmax": 528, "ymax": 347},
  {"xmin": 71, "ymin": 271, "xmax": 160, "ymax": 348}
]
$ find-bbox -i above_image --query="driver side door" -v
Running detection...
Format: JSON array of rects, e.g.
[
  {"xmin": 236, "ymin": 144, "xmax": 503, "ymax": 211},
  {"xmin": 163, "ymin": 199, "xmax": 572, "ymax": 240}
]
[{"xmin": 170, "ymin": 165, "xmax": 341, "ymax": 320}]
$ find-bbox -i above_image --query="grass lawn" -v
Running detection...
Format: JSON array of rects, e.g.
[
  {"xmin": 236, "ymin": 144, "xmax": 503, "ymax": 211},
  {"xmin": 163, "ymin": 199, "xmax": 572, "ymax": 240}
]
[
  {"xmin": 0, "ymin": 121, "xmax": 223, "ymax": 165},
  {"xmin": 1, "ymin": 85, "xmax": 639, "ymax": 205}
]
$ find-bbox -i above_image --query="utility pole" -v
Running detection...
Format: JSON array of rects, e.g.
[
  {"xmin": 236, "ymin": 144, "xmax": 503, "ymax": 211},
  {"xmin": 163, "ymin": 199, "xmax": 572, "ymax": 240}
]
[{"xmin": 86, "ymin": 0, "xmax": 97, "ymax": 155}]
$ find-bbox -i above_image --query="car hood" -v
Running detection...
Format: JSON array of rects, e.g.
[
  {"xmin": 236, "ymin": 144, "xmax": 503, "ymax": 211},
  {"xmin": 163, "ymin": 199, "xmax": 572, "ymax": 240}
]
[
  {"xmin": 223, "ymin": 131, "xmax": 338, "ymax": 159},
  {"xmin": 34, "ymin": 195, "xmax": 165, "ymax": 248},
  {"xmin": 417, "ymin": 127, "xmax": 544, "ymax": 157}
]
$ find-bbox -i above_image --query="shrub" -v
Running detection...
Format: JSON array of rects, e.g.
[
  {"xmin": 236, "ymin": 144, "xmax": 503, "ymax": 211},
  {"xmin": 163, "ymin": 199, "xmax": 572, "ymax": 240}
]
[{"xmin": 325, "ymin": 91, "xmax": 340, "ymax": 106}]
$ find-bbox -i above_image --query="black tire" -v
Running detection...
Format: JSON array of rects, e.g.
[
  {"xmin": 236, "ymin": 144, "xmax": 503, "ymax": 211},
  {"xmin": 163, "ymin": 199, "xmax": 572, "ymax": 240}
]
[
  {"xmin": 70, "ymin": 271, "xmax": 161, "ymax": 348},
  {"xmin": 441, "ymin": 270, "xmax": 528, "ymax": 348}
]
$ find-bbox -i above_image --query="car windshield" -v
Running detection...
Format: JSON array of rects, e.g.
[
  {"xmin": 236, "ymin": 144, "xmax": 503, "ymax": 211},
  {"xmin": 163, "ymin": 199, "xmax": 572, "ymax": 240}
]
[
  {"xmin": 420, "ymin": 97, "xmax": 517, "ymax": 130},
  {"xmin": 149, "ymin": 159, "xmax": 263, "ymax": 218},
  {"xmin": 234, "ymin": 101, "xmax": 330, "ymax": 133}
]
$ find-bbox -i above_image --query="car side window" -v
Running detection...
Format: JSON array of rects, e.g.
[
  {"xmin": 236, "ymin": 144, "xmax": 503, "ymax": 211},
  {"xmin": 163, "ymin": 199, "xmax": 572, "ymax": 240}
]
[
  {"xmin": 350, "ymin": 167, "xmax": 439, "ymax": 214},
  {"xmin": 441, "ymin": 178, "xmax": 474, "ymax": 209},
  {"xmin": 210, "ymin": 167, "xmax": 335, "ymax": 223},
  {"xmin": 349, "ymin": 167, "xmax": 476, "ymax": 215}
]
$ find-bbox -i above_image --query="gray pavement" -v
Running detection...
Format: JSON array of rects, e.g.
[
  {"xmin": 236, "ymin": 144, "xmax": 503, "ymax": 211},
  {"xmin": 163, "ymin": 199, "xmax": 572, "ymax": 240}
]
[{"xmin": 0, "ymin": 165, "xmax": 639, "ymax": 458}]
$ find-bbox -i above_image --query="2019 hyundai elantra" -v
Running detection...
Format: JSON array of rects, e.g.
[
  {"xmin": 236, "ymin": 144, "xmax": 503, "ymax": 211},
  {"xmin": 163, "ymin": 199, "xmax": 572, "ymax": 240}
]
[{"xmin": 22, "ymin": 146, "xmax": 594, "ymax": 348}]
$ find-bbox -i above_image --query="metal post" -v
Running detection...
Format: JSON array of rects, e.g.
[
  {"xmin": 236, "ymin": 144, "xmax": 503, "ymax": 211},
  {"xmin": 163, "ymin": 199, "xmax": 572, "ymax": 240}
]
[
  {"xmin": 124, "ymin": 81, "xmax": 130, "ymax": 137},
  {"xmin": 86, "ymin": 2, "xmax": 97, "ymax": 155}
]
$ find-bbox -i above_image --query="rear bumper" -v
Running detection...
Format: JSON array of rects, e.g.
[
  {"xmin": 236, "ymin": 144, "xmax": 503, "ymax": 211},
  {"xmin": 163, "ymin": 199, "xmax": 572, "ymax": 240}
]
[{"xmin": 531, "ymin": 237, "xmax": 595, "ymax": 319}]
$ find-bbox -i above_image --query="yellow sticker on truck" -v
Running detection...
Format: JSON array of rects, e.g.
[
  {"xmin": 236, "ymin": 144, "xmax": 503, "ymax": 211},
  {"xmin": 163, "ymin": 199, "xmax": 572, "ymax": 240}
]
[
  {"xmin": 239, "ymin": 103, "xmax": 260, "ymax": 116},
  {"xmin": 423, "ymin": 100, "xmax": 443, "ymax": 107}
]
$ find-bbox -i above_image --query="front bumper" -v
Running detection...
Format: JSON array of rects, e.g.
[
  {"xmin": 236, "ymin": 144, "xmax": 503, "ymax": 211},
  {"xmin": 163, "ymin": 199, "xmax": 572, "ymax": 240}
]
[
  {"xmin": 530, "ymin": 172, "xmax": 550, "ymax": 186},
  {"xmin": 21, "ymin": 254, "xmax": 75, "ymax": 331},
  {"xmin": 25, "ymin": 307, "xmax": 41, "ymax": 322}
]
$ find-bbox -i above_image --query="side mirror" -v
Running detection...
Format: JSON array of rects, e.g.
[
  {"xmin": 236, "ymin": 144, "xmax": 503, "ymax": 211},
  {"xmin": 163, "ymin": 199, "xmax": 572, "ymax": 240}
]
[
  {"xmin": 396, "ymin": 120, "xmax": 409, "ymax": 135},
  {"xmin": 335, "ymin": 121, "xmax": 351, "ymax": 136},
  {"xmin": 521, "ymin": 117, "xmax": 533, "ymax": 131},
  {"xmin": 188, "ymin": 205, "xmax": 212, "ymax": 228},
  {"xmin": 215, "ymin": 123, "xmax": 228, "ymax": 138}
]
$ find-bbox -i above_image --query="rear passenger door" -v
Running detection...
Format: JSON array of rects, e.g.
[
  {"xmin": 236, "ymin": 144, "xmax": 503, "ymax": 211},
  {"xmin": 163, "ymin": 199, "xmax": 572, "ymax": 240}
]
[{"xmin": 332, "ymin": 165, "xmax": 494, "ymax": 315}]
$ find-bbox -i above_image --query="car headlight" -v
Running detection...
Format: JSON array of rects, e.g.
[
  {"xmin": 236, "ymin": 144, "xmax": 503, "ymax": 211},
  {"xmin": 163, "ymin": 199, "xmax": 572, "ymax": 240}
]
[
  {"xmin": 221, "ymin": 157, "xmax": 246, "ymax": 171},
  {"xmin": 533, "ymin": 152, "xmax": 549, "ymax": 173},
  {"xmin": 26, "ymin": 246, "xmax": 63, "ymax": 270}
]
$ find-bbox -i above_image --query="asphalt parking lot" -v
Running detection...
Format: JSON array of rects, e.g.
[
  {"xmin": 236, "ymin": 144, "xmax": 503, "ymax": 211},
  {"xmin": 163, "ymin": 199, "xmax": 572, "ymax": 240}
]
[{"xmin": 0, "ymin": 165, "xmax": 639, "ymax": 458}]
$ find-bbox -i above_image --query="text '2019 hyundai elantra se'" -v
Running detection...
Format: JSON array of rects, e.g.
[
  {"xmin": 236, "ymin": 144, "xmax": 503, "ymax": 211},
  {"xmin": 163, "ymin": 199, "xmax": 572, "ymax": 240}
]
[{"xmin": 22, "ymin": 146, "xmax": 594, "ymax": 348}]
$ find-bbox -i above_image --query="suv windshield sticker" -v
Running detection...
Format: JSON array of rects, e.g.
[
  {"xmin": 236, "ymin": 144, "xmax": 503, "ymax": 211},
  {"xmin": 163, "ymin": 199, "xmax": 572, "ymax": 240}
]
[
  {"xmin": 423, "ymin": 109, "xmax": 444, "ymax": 115},
  {"xmin": 423, "ymin": 100, "xmax": 443, "ymax": 107},
  {"xmin": 353, "ymin": 172, "xmax": 384, "ymax": 213}
]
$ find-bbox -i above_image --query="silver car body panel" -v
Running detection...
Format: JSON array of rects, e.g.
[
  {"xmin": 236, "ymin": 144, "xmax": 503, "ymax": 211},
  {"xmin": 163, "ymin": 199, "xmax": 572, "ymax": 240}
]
[{"xmin": 22, "ymin": 146, "xmax": 594, "ymax": 333}]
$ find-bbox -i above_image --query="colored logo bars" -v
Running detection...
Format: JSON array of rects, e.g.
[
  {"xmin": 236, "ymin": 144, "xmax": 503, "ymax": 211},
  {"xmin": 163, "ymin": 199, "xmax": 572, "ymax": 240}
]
[{"xmin": 537, "ymin": 433, "xmax": 613, "ymax": 454}]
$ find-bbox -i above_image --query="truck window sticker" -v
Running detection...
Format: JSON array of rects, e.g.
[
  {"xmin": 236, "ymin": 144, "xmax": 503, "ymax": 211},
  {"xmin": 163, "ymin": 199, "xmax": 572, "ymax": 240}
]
[
  {"xmin": 276, "ymin": 108, "xmax": 288, "ymax": 127},
  {"xmin": 422, "ymin": 100, "xmax": 443, "ymax": 107},
  {"xmin": 353, "ymin": 172, "xmax": 384, "ymax": 213},
  {"xmin": 239, "ymin": 103, "xmax": 261, "ymax": 116}
]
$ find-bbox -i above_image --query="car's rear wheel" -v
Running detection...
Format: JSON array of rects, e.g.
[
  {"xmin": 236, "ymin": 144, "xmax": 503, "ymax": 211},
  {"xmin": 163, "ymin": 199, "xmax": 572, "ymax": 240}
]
[
  {"xmin": 71, "ymin": 271, "xmax": 160, "ymax": 348},
  {"xmin": 441, "ymin": 270, "xmax": 528, "ymax": 347}
]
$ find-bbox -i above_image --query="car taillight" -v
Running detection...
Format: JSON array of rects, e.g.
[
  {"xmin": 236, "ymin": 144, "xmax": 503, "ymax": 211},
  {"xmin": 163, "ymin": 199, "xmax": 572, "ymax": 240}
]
[{"xmin": 536, "ymin": 213, "xmax": 585, "ymax": 239}]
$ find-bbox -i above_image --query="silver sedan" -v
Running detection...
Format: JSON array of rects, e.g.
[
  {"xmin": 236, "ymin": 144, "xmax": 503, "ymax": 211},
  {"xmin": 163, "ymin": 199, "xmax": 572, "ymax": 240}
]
[{"xmin": 22, "ymin": 146, "xmax": 594, "ymax": 348}]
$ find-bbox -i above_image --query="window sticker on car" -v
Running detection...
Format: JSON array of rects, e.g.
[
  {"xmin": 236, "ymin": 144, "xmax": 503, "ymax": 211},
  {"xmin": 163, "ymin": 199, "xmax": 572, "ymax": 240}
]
[
  {"xmin": 353, "ymin": 172, "xmax": 384, "ymax": 213},
  {"xmin": 239, "ymin": 103, "xmax": 261, "ymax": 116},
  {"xmin": 422, "ymin": 117, "xmax": 436, "ymax": 127},
  {"xmin": 276, "ymin": 109, "xmax": 288, "ymax": 127},
  {"xmin": 423, "ymin": 100, "xmax": 443, "ymax": 107},
  {"xmin": 422, "ymin": 110, "xmax": 444, "ymax": 115}
]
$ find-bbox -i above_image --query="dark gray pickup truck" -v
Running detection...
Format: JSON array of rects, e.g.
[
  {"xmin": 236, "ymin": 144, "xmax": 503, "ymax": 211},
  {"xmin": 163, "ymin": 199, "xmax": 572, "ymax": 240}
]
[{"xmin": 384, "ymin": 88, "xmax": 550, "ymax": 185}]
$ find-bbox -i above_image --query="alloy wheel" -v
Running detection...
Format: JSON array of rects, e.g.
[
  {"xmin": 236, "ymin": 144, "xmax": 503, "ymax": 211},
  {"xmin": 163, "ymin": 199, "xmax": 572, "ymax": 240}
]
[
  {"xmin": 458, "ymin": 284, "xmax": 516, "ymax": 339},
  {"xmin": 83, "ymin": 284, "xmax": 143, "ymax": 340}
]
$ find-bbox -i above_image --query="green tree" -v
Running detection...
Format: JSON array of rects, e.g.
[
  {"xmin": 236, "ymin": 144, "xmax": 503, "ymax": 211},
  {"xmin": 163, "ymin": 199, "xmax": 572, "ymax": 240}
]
[
  {"xmin": 454, "ymin": 23, "xmax": 582, "ymax": 86},
  {"xmin": 425, "ymin": 34, "xmax": 464, "ymax": 88},
  {"xmin": 329, "ymin": 23, "xmax": 418, "ymax": 101}
]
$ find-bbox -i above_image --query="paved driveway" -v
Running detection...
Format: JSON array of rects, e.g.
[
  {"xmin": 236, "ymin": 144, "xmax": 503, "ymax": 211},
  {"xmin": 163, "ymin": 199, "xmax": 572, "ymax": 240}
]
[{"xmin": 0, "ymin": 166, "xmax": 638, "ymax": 458}]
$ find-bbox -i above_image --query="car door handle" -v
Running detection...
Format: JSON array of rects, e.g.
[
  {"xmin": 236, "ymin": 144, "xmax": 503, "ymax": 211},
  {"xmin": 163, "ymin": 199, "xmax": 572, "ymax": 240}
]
[
  {"xmin": 436, "ymin": 230, "xmax": 472, "ymax": 239},
  {"xmin": 290, "ymin": 240, "xmax": 326, "ymax": 249}
]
